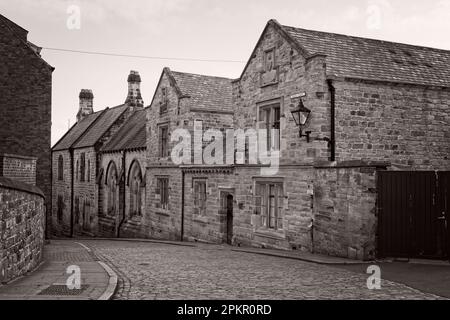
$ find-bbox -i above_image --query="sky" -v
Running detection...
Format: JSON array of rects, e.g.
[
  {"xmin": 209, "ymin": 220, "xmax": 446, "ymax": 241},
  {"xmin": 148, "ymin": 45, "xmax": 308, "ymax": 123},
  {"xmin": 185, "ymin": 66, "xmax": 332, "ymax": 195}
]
[{"xmin": 1, "ymin": 0, "xmax": 450, "ymax": 145}]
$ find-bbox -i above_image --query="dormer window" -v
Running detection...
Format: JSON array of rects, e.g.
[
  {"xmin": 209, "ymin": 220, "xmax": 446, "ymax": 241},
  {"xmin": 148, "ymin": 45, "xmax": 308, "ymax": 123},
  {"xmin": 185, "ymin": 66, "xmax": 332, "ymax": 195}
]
[{"xmin": 160, "ymin": 87, "xmax": 168, "ymax": 113}]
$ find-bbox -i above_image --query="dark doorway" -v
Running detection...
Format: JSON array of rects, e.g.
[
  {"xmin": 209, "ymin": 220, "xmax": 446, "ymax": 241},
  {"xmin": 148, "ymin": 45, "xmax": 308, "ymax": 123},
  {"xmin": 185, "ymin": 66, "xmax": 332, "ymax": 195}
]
[
  {"xmin": 378, "ymin": 171, "xmax": 450, "ymax": 259},
  {"xmin": 220, "ymin": 191, "xmax": 234, "ymax": 245},
  {"xmin": 226, "ymin": 194, "xmax": 234, "ymax": 245}
]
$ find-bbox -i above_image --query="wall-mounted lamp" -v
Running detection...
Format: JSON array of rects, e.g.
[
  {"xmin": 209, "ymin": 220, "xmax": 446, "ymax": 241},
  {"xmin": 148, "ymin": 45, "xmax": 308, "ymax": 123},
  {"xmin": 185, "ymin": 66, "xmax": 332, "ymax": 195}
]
[{"xmin": 291, "ymin": 98, "xmax": 312, "ymax": 142}]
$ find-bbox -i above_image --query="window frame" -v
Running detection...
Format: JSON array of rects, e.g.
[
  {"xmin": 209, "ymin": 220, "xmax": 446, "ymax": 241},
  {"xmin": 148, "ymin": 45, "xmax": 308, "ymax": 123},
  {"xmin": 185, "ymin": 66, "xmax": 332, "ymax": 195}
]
[
  {"xmin": 57, "ymin": 155, "xmax": 64, "ymax": 181},
  {"xmin": 80, "ymin": 153, "xmax": 86, "ymax": 182},
  {"xmin": 158, "ymin": 124, "xmax": 170, "ymax": 158},
  {"xmin": 193, "ymin": 179, "xmax": 207, "ymax": 216},
  {"xmin": 257, "ymin": 100, "xmax": 282, "ymax": 152},
  {"xmin": 254, "ymin": 180, "xmax": 284, "ymax": 231},
  {"xmin": 156, "ymin": 177, "xmax": 169, "ymax": 210},
  {"xmin": 160, "ymin": 87, "xmax": 168, "ymax": 114}
]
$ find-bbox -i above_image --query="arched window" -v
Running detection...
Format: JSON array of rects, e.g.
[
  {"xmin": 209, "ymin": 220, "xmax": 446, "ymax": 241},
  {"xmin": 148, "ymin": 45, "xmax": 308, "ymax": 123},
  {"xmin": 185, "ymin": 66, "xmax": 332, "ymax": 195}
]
[
  {"xmin": 80, "ymin": 153, "xmax": 86, "ymax": 182},
  {"xmin": 87, "ymin": 160, "xmax": 91, "ymax": 182},
  {"xmin": 128, "ymin": 161, "xmax": 143, "ymax": 217},
  {"xmin": 76, "ymin": 160, "xmax": 79, "ymax": 181},
  {"xmin": 106, "ymin": 162, "xmax": 118, "ymax": 216},
  {"xmin": 58, "ymin": 155, "xmax": 64, "ymax": 181}
]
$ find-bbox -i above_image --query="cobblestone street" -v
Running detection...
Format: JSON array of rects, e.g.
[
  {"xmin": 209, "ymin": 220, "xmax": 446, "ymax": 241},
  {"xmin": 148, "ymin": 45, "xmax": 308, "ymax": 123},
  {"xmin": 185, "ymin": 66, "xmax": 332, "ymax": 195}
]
[{"xmin": 79, "ymin": 240, "xmax": 441, "ymax": 300}]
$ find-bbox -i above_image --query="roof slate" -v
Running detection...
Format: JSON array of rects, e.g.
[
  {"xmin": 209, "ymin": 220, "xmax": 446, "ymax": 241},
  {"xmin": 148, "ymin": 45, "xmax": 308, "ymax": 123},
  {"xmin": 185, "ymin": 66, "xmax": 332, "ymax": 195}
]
[
  {"xmin": 281, "ymin": 24, "xmax": 450, "ymax": 87},
  {"xmin": 100, "ymin": 109, "xmax": 146, "ymax": 152},
  {"xmin": 72, "ymin": 104, "xmax": 129, "ymax": 149},
  {"xmin": 52, "ymin": 111, "xmax": 103, "ymax": 151},
  {"xmin": 171, "ymin": 71, "xmax": 233, "ymax": 112}
]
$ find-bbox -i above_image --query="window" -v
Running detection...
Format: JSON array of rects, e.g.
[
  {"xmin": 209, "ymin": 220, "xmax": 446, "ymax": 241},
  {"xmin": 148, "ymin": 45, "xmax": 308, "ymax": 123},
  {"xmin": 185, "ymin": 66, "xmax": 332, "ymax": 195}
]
[
  {"xmin": 129, "ymin": 161, "xmax": 143, "ymax": 217},
  {"xmin": 258, "ymin": 104, "xmax": 281, "ymax": 151},
  {"xmin": 254, "ymin": 182, "xmax": 284, "ymax": 230},
  {"xmin": 57, "ymin": 195, "xmax": 64, "ymax": 222},
  {"xmin": 193, "ymin": 180, "xmax": 207, "ymax": 216},
  {"xmin": 76, "ymin": 160, "xmax": 79, "ymax": 181},
  {"xmin": 83, "ymin": 200, "xmax": 90, "ymax": 229},
  {"xmin": 74, "ymin": 196, "xmax": 80, "ymax": 224},
  {"xmin": 264, "ymin": 48, "xmax": 275, "ymax": 72},
  {"xmin": 107, "ymin": 162, "xmax": 118, "ymax": 216},
  {"xmin": 156, "ymin": 177, "xmax": 169, "ymax": 210},
  {"xmin": 159, "ymin": 125, "xmax": 169, "ymax": 158},
  {"xmin": 57, "ymin": 155, "xmax": 64, "ymax": 181},
  {"xmin": 160, "ymin": 87, "xmax": 168, "ymax": 113},
  {"xmin": 80, "ymin": 153, "xmax": 86, "ymax": 182},
  {"xmin": 87, "ymin": 160, "xmax": 91, "ymax": 182}
]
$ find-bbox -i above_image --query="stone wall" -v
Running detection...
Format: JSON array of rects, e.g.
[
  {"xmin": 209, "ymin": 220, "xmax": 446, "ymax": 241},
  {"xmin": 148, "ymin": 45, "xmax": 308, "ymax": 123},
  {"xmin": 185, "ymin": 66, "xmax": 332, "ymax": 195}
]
[
  {"xmin": 0, "ymin": 17, "xmax": 53, "ymax": 237},
  {"xmin": 51, "ymin": 150, "xmax": 72, "ymax": 236},
  {"xmin": 312, "ymin": 162, "xmax": 388, "ymax": 260},
  {"xmin": 333, "ymin": 79, "xmax": 450, "ymax": 171},
  {"xmin": 0, "ymin": 177, "xmax": 45, "ymax": 283}
]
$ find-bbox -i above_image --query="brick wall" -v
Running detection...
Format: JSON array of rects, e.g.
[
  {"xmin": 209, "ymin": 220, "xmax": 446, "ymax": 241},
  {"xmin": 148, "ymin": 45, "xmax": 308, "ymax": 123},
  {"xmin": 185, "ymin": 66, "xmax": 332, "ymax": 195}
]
[
  {"xmin": 0, "ymin": 154, "xmax": 37, "ymax": 186},
  {"xmin": 0, "ymin": 17, "xmax": 53, "ymax": 237},
  {"xmin": 0, "ymin": 178, "xmax": 45, "ymax": 283},
  {"xmin": 333, "ymin": 80, "xmax": 450, "ymax": 170}
]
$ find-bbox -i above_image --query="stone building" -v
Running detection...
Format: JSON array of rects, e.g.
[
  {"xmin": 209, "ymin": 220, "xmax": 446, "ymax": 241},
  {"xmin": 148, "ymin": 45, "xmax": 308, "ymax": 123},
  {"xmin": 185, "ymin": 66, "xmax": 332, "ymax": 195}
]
[
  {"xmin": 146, "ymin": 68, "xmax": 234, "ymax": 241},
  {"xmin": 51, "ymin": 19, "xmax": 450, "ymax": 260},
  {"xmin": 145, "ymin": 20, "xmax": 449, "ymax": 260},
  {"xmin": 0, "ymin": 14, "xmax": 53, "ymax": 236},
  {"xmin": 51, "ymin": 71, "xmax": 146, "ymax": 237}
]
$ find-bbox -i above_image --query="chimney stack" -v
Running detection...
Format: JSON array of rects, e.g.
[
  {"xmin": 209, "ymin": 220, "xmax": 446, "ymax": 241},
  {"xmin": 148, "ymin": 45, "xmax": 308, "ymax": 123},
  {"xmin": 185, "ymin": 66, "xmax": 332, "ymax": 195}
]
[
  {"xmin": 125, "ymin": 70, "xmax": 143, "ymax": 109},
  {"xmin": 77, "ymin": 89, "xmax": 94, "ymax": 122}
]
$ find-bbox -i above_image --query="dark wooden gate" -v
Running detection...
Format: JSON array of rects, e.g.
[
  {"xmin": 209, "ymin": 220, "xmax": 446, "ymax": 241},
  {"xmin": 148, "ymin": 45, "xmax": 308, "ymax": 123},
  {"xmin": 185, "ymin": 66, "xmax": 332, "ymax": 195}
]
[{"xmin": 378, "ymin": 171, "xmax": 450, "ymax": 259}]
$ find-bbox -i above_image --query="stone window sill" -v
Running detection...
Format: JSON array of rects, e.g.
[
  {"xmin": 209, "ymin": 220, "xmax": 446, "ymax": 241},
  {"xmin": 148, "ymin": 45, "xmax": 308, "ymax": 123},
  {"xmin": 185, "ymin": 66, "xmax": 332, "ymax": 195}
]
[
  {"xmin": 255, "ymin": 228, "xmax": 286, "ymax": 240},
  {"xmin": 154, "ymin": 208, "xmax": 170, "ymax": 217},
  {"xmin": 193, "ymin": 215, "xmax": 208, "ymax": 224}
]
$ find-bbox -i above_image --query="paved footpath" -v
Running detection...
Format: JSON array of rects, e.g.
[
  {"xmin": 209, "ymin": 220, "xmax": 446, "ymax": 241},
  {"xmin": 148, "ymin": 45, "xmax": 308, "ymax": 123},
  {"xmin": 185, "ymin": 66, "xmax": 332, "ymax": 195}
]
[
  {"xmin": 77, "ymin": 239, "xmax": 443, "ymax": 300},
  {"xmin": 0, "ymin": 240, "xmax": 116, "ymax": 300}
]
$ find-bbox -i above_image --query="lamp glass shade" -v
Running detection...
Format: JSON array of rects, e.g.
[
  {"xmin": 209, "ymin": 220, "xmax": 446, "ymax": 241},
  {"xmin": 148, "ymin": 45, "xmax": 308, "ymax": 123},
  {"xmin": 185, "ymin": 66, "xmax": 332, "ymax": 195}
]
[{"xmin": 291, "ymin": 99, "xmax": 311, "ymax": 127}]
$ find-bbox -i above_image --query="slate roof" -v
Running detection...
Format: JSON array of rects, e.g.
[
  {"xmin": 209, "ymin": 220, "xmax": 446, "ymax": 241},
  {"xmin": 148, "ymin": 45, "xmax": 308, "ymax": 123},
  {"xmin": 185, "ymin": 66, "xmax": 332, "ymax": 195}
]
[
  {"xmin": 72, "ymin": 104, "xmax": 129, "ymax": 149},
  {"xmin": 170, "ymin": 71, "xmax": 234, "ymax": 112},
  {"xmin": 280, "ymin": 23, "xmax": 450, "ymax": 87},
  {"xmin": 52, "ymin": 111, "xmax": 103, "ymax": 151},
  {"xmin": 100, "ymin": 109, "xmax": 146, "ymax": 153}
]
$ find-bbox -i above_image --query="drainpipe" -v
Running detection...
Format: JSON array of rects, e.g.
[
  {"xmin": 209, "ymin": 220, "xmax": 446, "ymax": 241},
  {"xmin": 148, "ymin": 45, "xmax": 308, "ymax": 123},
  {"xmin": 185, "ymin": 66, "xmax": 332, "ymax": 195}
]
[
  {"xmin": 327, "ymin": 79, "xmax": 336, "ymax": 162},
  {"xmin": 181, "ymin": 170, "xmax": 185, "ymax": 242},
  {"xmin": 70, "ymin": 148, "xmax": 74, "ymax": 238},
  {"xmin": 117, "ymin": 150, "xmax": 127, "ymax": 238}
]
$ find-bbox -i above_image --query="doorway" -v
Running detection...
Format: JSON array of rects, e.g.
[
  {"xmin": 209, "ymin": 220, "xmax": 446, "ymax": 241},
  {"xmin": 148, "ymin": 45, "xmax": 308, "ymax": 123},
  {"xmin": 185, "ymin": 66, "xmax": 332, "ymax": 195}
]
[{"xmin": 220, "ymin": 191, "xmax": 234, "ymax": 245}]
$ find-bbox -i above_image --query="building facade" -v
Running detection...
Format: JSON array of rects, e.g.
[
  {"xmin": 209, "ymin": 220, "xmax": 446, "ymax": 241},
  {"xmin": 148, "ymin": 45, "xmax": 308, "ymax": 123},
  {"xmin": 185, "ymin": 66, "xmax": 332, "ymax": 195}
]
[
  {"xmin": 51, "ymin": 71, "xmax": 146, "ymax": 237},
  {"xmin": 51, "ymin": 19, "xmax": 450, "ymax": 260},
  {"xmin": 0, "ymin": 14, "xmax": 54, "ymax": 236},
  {"xmin": 145, "ymin": 20, "xmax": 450, "ymax": 259}
]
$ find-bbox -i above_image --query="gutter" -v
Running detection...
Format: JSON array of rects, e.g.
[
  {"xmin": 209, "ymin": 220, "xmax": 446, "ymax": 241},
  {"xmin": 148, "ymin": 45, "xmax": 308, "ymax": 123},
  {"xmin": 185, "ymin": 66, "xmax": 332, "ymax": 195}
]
[{"xmin": 327, "ymin": 79, "xmax": 336, "ymax": 162}]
